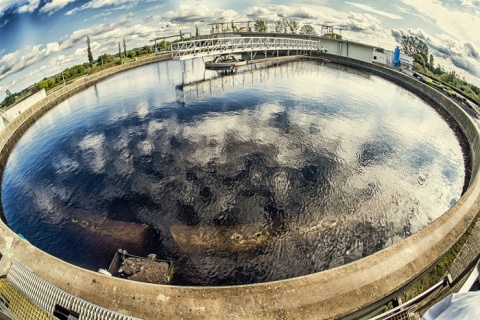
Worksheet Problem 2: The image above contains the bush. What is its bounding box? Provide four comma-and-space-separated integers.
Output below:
127, 50, 136, 59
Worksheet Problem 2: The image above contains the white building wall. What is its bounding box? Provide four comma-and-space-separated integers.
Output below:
347, 44, 374, 63
373, 52, 386, 64
385, 50, 394, 66
399, 54, 414, 69
319, 38, 373, 63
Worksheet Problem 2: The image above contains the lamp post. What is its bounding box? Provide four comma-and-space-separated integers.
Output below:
50, 56, 67, 87
160, 24, 170, 51
59, 59, 66, 86
211, 17, 224, 35
196, 20, 205, 38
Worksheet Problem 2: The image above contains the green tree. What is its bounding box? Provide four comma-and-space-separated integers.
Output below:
433, 63, 445, 75
127, 50, 136, 59
86, 36, 94, 66
123, 37, 127, 58
400, 35, 428, 66
429, 54, 434, 69
37, 79, 49, 90
413, 53, 426, 67
286, 20, 299, 34
118, 42, 122, 60
275, 20, 287, 33
440, 71, 457, 84
2, 90, 15, 106
299, 25, 317, 35
97, 53, 115, 64
275, 19, 299, 34
470, 84, 480, 95
412, 62, 423, 72
254, 20, 267, 32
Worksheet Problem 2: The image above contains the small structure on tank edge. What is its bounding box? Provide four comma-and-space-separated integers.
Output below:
205, 54, 247, 70
105, 249, 174, 285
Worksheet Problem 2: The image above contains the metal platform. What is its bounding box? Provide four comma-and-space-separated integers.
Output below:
172, 36, 322, 60
5, 261, 141, 320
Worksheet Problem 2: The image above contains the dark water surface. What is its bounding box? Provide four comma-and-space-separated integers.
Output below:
1, 59, 467, 285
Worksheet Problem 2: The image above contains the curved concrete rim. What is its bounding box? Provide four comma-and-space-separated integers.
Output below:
0, 53, 479, 320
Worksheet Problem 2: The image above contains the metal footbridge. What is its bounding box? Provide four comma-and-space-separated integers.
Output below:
171, 36, 323, 60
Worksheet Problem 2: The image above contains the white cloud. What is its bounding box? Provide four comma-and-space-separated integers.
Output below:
0, 20, 148, 89
17, 0, 41, 13
399, 0, 480, 48
0, 1, 16, 16
79, 133, 107, 173
343, 11, 383, 33
0, 0, 75, 16
245, 5, 322, 20
40, 0, 76, 14
0, 47, 40, 83
163, 4, 238, 23
346, 2, 403, 20
458, 0, 480, 8
66, 0, 140, 15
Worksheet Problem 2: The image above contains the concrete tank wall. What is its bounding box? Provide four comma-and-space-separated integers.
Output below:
0, 53, 479, 320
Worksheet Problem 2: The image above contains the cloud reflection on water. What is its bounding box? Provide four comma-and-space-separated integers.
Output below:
1, 59, 466, 285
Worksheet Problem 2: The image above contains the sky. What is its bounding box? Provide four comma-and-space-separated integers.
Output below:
0, 0, 479, 101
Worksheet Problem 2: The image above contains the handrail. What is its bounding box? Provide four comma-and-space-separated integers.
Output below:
171, 36, 321, 60
369, 275, 452, 320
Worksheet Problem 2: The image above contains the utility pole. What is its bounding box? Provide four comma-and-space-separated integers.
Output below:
50, 56, 67, 86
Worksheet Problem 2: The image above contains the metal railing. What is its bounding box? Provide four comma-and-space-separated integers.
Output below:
171, 36, 322, 60
368, 275, 452, 320
7, 261, 141, 320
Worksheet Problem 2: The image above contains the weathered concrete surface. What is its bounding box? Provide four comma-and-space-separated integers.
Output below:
0, 53, 479, 320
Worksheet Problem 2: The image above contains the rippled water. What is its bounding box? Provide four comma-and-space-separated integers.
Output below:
1, 59, 467, 285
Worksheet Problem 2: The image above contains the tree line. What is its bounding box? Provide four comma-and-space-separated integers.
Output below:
33, 41, 154, 92
253, 19, 318, 35
401, 35, 480, 104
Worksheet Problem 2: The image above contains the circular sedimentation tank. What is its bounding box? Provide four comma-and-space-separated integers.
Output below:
0, 53, 479, 319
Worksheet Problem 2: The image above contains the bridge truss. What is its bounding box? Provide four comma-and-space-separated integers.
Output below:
171, 36, 322, 60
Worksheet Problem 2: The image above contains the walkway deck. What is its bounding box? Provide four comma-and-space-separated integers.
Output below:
172, 36, 322, 60
0, 278, 53, 320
